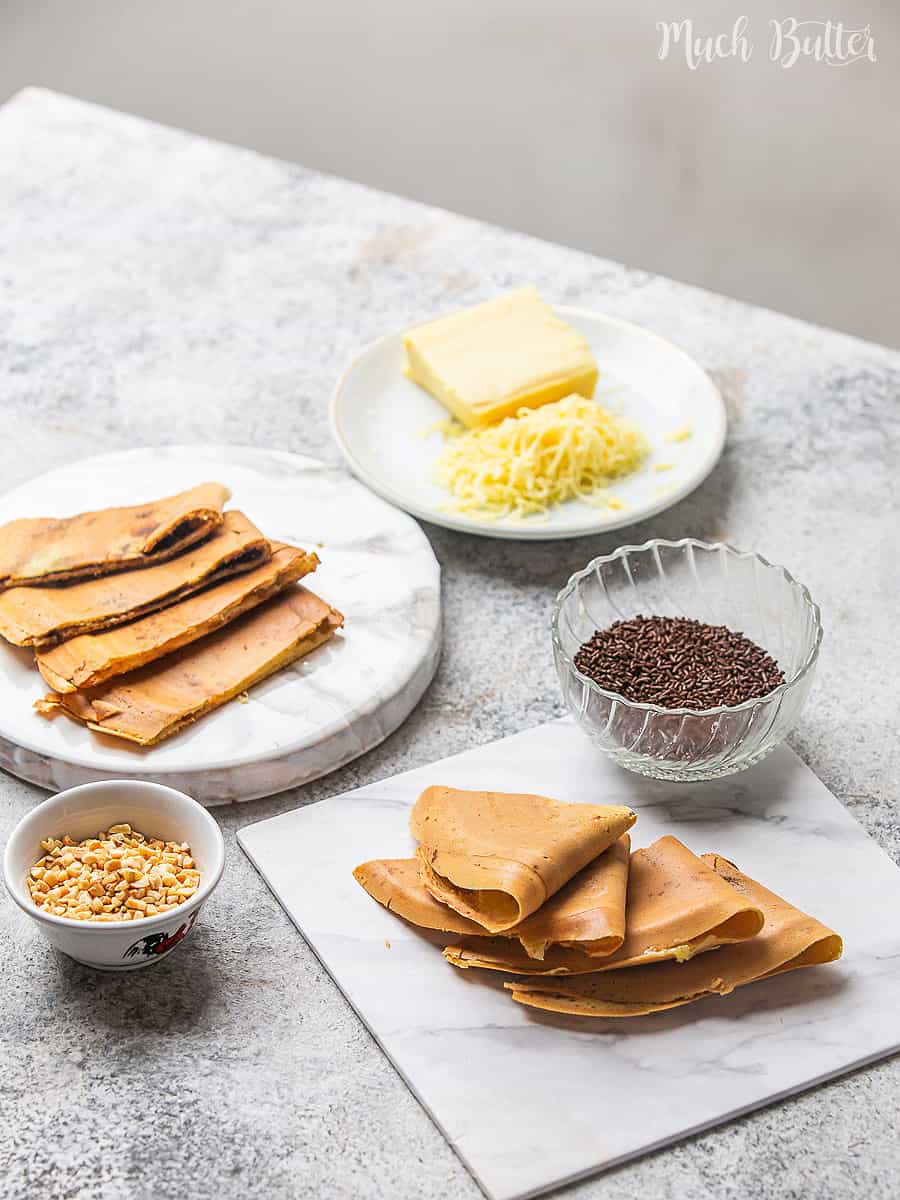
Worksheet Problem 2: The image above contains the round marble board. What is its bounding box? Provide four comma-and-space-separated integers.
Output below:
0, 446, 441, 804
332, 306, 726, 540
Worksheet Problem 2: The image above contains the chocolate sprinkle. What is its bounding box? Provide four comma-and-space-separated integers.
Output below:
573, 615, 785, 710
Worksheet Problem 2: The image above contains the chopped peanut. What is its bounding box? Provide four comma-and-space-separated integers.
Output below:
26, 826, 201, 923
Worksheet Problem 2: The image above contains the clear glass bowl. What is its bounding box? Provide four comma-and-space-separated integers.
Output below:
552, 539, 822, 781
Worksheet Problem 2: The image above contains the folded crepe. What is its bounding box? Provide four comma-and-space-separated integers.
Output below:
506, 854, 842, 1016
443, 835, 764, 974
0, 511, 270, 647
35, 542, 319, 692
410, 786, 636, 933
36, 586, 343, 746
354, 836, 631, 959
0, 482, 229, 588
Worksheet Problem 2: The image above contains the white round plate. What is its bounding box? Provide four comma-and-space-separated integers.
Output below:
0, 446, 441, 804
332, 306, 726, 540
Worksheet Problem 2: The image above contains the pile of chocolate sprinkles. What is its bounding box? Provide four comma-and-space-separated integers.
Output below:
573, 615, 785, 709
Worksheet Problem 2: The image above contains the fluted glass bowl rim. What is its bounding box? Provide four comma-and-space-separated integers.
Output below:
551, 537, 823, 719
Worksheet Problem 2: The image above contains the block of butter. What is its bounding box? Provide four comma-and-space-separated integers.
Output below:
404, 287, 598, 428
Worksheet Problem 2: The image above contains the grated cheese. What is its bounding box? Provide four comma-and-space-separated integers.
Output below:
665, 425, 693, 443
432, 394, 648, 521
418, 417, 464, 440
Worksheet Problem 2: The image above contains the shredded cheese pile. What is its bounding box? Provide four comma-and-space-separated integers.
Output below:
433, 395, 648, 521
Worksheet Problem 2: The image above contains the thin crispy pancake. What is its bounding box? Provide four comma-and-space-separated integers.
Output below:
410, 786, 636, 932
36, 587, 343, 746
36, 542, 319, 692
354, 836, 631, 959
353, 859, 487, 938
0, 482, 229, 588
506, 855, 842, 1016
0, 511, 270, 647
444, 836, 764, 974
506, 834, 630, 958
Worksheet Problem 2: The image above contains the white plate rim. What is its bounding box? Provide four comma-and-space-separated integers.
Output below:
330, 305, 727, 541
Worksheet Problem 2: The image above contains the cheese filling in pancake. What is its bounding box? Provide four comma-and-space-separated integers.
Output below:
0, 511, 270, 647
410, 786, 636, 932
443, 836, 764, 974
0, 482, 229, 588
506, 855, 842, 1016
36, 587, 344, 746
354, 836, 631, 959
36, 542, 319, 692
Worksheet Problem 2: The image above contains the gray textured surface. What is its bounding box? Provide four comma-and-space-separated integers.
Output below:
0, 88, 898, 1200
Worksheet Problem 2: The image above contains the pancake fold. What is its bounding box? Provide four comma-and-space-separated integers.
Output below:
354, 835, 631, 959
444, 835, 765, 975
410, 786, 636, 933
0, 482, 229, 588
36, 586, 343, 746
0, 511, 271, 647
506, 854, 842, 1016
36, 542, 318, 692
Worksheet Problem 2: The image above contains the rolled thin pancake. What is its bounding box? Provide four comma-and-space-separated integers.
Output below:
410, 786, 636, 932
0, 511, 270, 647
0, 482, 229, 588
36, 542, 319, 692
36, 586, 343, 746
444, 835, 764, 974
354, 836, 631, 959
506, 854, 843, 1016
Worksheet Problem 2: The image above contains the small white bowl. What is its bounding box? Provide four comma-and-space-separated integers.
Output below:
3, 779, 225, 970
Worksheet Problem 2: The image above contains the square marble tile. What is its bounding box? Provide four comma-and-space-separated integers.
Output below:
238, 719, 900, 1200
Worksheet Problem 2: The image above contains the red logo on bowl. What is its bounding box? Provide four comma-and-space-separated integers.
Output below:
123, 909, 199, 960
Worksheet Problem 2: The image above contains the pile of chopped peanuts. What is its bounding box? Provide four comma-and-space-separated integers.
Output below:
27, 823, 201, 921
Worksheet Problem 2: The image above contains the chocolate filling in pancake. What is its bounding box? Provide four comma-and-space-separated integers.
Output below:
0, 482, 230, 588
0, 511, 270, 647
36, 542, 318, 692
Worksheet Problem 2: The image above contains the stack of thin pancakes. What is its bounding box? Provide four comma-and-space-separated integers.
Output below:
354, 786, 843, 1017
0, 483, 343, 746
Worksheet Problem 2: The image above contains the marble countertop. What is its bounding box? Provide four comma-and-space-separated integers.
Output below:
1, 88, 898, 1200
